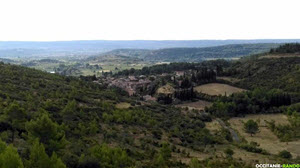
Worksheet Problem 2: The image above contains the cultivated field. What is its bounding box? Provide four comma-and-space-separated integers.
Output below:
156, 84, 175, 95
228, 114, 300, 157
259, 53, 300, 59
205, 119, 222, 134
195, 83, 246, 96
116, 102, 131, 109
176, 100, 212, 111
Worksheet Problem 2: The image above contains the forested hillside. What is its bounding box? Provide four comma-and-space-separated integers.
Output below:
222, 44, 300, 101
144, 44, 280, 62
98, 43, 280, 62
0, 62, 249, 167
232, 57, 300, 93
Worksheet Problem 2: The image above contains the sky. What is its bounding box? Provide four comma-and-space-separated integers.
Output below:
0, 0, 300, 41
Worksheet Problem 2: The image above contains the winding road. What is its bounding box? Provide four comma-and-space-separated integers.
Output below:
216, 118, 240, 143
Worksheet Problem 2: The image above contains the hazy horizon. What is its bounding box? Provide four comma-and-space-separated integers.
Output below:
1, 39, 300, 42
1, 0, 300, 41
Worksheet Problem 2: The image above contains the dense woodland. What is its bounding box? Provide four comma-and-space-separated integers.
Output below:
207, 89, 292, 117
270, 43, 300, 53
116, 60, 229, 76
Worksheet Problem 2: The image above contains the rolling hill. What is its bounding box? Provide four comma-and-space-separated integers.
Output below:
1, 40, 299, 59
222, 44, 300, 101
96, 43, 280, 62
143, 43, 280, 62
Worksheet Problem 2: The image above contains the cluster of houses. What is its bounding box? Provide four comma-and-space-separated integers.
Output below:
96, 70, 187, 102
106, 75, 152, 96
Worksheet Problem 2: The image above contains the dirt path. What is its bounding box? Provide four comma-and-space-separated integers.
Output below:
216, 118, 240, 143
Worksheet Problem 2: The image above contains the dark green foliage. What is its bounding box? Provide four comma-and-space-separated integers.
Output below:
25, 113, 68, 155
238, 143, 269, 155
270, 43, 300, 54
152, 143, 172, 168
200, 158, 252, 168
229, 56, 300, 96
207, 89, 291, 117
243, 120, 259, 136
266, 111, 300, 141
157, 94, 173, 104
1, 102, 27, 142
174, 87, 195, 101
89, 144, 133, 168
189, 158, 201, 168
116, 62, 201, 76
142, 44, 279, 62
116, 60, 226, 77
0, 140, 24, 168
224, 148, 234, 158
159, 143, 172, 160
278, 150, 292, 159
25, 140, 66, 168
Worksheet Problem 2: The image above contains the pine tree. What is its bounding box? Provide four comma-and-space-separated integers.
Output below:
61, 100, 78, 123
25, 140, 66, 168
189, 158, 201, 168
25, 112, 68, 155
0, 143, 24, 168
3, 102, 27, 142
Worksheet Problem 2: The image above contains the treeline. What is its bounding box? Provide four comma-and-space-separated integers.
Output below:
142, 43, 279, 62
174, 87, 195, 101
206, 89, 292, 117
270, 43, 300, 54
115, 60, 231, 76
191, 68, 216, 84
116, 62, 201, 76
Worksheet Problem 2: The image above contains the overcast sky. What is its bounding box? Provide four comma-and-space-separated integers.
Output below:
0, 0, 299, 41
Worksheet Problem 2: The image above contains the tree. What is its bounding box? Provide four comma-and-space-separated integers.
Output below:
189, 158, 201, 168
88, 119, 99, 136
78, 154, 100, 168
61, 100, 78, 124
25, 112, 68, 155
278, 150, 292, 159
154, 154, 167, 168
244, 120, 259, 136
25, 140, 66, 168
243, 120, 259, 136
181, 77, 192, 88
25, 140, 50, 168
90, 144, 132, 168
0, 143, 24, 168
159, 143, 172, 160
3, 102, 27, 142
224, 148, 234, 158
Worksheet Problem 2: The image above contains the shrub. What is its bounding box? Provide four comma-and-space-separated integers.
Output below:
278, 150, 292, 159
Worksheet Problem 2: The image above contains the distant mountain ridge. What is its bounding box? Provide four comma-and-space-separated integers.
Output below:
97, 43, 280, 62
1, 39, 300, 52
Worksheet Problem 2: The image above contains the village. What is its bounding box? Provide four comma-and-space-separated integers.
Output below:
94, 70, 200, 104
